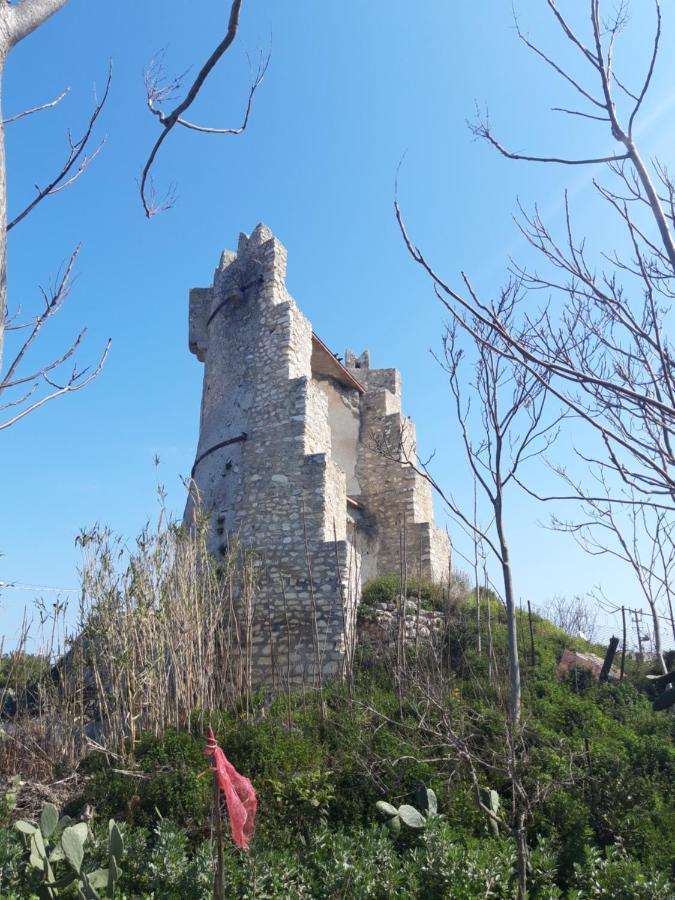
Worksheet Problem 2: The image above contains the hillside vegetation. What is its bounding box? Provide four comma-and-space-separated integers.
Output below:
0, 523, 673, 898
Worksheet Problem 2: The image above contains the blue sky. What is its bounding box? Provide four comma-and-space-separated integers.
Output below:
2, 1, 674, 649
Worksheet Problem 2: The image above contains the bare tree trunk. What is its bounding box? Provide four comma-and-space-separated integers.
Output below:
667, 592, 675, 645
474, 476, 481, 656
0, 62, 6, 371
486, 562, 493, 686
649, 601, 667, 674
497, 504, 521, 725
515, 810, 528, 900
6, 1, 69, 47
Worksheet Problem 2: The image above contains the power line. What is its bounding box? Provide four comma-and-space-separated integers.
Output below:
0, 582, 78, 594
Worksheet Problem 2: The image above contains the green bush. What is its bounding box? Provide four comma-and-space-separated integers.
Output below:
569, 844, 674, 899
360, 574, 447, 611
0, 825, 26, 897
83, 729, 211, 828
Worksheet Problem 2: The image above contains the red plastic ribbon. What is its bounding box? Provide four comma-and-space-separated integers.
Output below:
205, 726, 257, 850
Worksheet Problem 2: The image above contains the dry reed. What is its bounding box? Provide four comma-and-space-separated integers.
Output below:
0, 511, 256, 779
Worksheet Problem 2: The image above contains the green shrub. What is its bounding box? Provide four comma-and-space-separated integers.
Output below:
0, 825, 27, 897
264, 769, 335, 835
360, 574, 401, 607
360, 575, 447, 611
411, 820, 517, 899
569, 844, 674, 899
84, 729, 210, 828
535, 790, 593, 888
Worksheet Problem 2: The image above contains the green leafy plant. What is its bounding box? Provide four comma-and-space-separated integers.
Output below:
266, 768, 335, 833
14, 803, 123, 898
0, 775, 20, 827
375, 784, 438, 835
569, 844, 674, 899
360, 575, 449, 612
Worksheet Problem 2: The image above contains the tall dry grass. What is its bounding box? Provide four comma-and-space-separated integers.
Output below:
0, 509, 257, 779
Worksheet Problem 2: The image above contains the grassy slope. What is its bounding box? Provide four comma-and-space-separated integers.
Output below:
1, 600, 673, 898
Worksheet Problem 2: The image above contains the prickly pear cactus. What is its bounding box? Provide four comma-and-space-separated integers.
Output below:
479, 786, 501, 837
15, 802, 76, 895
414, 783, 438, 817
375, 784, 438, 835
15, 802, 123, 898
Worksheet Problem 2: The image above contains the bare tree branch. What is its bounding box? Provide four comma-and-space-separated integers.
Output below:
550, 474, 670, 672
140, 0, 267, 217
627, 0, 661, 136
174, 52, 269, 134
396, 2, 675, 693
7, 65, 111, 232
470, 115, 629, 166
1, 86, 69, 125
0, 339, 110, 430
0, 246, 111, 429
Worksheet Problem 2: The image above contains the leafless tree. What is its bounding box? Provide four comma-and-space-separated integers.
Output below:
372, 278, 565, 895
396, 2, 675, 678
0, 1, 110, 420
1, 0, 266, 427
375, 286, 563, 727
551, 476, 674, 671
543, 593, 598, 644
360, 640, 579, 900
397, 1, 675, 509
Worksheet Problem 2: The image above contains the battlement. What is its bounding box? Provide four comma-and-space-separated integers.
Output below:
213, 223, 288, 297
185, 225, 450, 688
189, 224, 290, 364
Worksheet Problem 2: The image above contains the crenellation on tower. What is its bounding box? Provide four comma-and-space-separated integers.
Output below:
185, 225, 451, 687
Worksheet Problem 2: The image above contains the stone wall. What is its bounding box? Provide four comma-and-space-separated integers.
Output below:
345, 352, 451, 585
185, 224, 451, 688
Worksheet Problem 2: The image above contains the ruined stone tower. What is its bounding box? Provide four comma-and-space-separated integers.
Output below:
186, 224, 450, 685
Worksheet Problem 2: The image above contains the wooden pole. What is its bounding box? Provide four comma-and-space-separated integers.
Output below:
620, 606, 627, 680
633, 608, 643, 660
212, 775, 225, 900
599, 636, 619, 682
527, 599, 535, 667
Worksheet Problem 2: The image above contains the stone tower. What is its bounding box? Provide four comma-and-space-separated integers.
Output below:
186, 224, 450, 686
